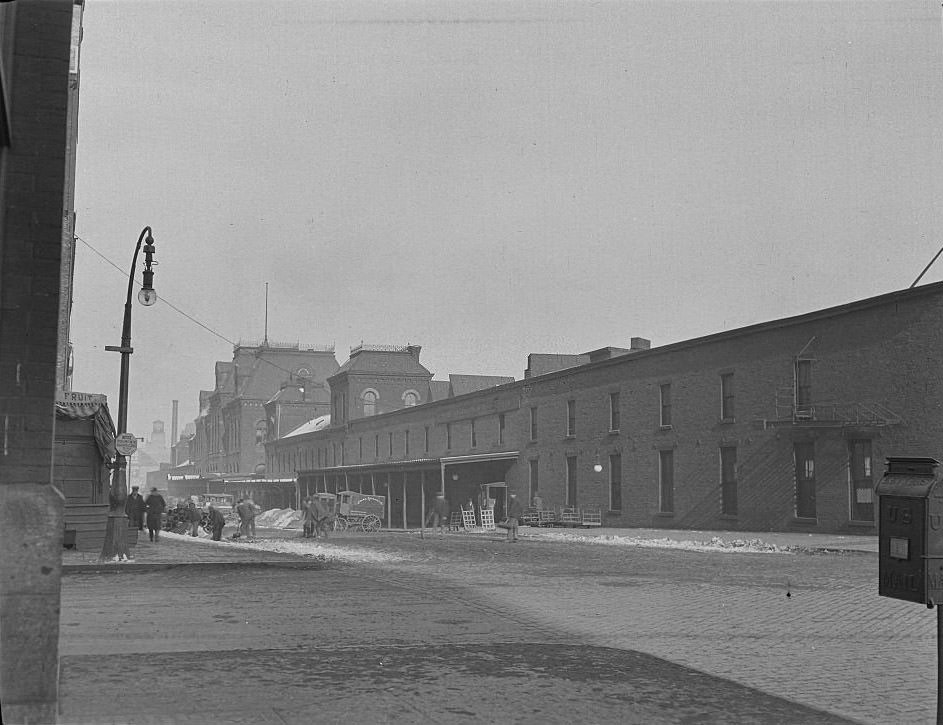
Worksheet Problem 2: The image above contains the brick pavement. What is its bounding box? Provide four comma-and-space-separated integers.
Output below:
60, 526, 927, 724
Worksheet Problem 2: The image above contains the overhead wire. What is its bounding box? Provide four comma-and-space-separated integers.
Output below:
74, 234, 322, 387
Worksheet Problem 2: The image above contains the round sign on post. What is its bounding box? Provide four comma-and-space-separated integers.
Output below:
115, 433, 138, 456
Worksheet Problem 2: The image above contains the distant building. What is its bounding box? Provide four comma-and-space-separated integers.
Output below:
190, 340, 339, 477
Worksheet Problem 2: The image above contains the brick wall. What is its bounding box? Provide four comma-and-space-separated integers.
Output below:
0, 2, 74, 722
268, 283, 943, 535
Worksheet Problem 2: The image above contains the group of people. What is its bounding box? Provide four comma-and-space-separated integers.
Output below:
124, 485, 168, 542
300, 496, 332, 539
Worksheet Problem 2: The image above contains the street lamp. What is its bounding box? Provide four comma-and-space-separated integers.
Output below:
99, 226, 157, 561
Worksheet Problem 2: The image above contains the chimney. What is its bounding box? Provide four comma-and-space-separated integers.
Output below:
406, 344, 422, 359
171, 400, 178, 467
630, 337, 651, 351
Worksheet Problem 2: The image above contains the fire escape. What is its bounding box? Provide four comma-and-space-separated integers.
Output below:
762, 337, 903, 430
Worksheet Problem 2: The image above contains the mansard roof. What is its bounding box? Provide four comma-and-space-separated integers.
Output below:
331, 344, 432, 379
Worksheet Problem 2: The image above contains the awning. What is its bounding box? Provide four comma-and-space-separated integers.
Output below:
440, 451, 519, 465
55, 392, 116, 462
301, 451, 520, 476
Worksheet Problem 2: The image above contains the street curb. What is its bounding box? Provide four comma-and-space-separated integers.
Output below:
62, 559, 330, 574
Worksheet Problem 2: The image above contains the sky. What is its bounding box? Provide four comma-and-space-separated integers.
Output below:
69, 0, 943, 443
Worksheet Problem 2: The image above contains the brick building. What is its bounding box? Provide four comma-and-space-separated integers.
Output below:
164, 341, 338, 509
188, 340, 338, 477
0, 2, 81, 721
267, 283, 943, 534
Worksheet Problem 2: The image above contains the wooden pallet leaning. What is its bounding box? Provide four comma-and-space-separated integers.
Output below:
581, 508, 602, 527
560, 508, 582, 527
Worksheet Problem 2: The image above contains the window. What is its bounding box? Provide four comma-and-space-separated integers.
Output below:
341, 441, 346, 466
660, 384, 672, 427
498, 413, 506, 445
470, 419, 477, 448
566, 456, 578, 506
794, 441, 816, 518
720, 446, 737, 516
405, 430, 410, 458
424, 426, 430, 453
529, 459, 539, 501
255, 420, 267, 445
609, 392, 620, 432
403, 390, 419, 407
566, 400, 576, 436
609, 453, 622, 511
849, 439, 874, 522
659, 450, 674, 513
331, 442, 336, 467
359, 437, 363, 461
375, 435, 379, 459
795, 359, 813, 418
446, 423, 452, 450
530, 407, 538, 441
721, 373, 735, 420
362, 389, 378, 417
388, 431, 393, 458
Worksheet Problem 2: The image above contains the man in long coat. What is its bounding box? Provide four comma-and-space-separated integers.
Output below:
144, 487, 166, 542
124, 485, 146, 530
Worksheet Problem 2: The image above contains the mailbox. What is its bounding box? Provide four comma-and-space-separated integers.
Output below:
876, 457, 943, 606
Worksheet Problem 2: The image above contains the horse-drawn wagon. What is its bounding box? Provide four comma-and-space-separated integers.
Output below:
331, 490, 385, 533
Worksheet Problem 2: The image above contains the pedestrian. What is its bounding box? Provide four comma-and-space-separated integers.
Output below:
311, 495, 330, 540
207, 503, 226, 541
426, 492, 450, 536
124, 485, 146, 530
301, 497, 316, 538
506, 492, 524, 543
186, 501, 202, 537
236, 498, 251, 539
144, 487, 166, 542
246, 497, 259, 537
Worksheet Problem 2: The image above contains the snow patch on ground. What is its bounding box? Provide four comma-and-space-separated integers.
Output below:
163, 530, 404, 564
524, 531, 797, 554
255, 508, 301, 529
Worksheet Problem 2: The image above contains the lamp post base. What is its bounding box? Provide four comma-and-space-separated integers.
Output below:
98, 511, 132, 562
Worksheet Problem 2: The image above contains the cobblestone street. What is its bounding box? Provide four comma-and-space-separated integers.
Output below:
59, 528, 934, 723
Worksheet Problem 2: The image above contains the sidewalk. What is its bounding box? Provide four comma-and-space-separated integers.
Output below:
61, 531, 314, 572
520, 526, 879, 553
61, 524, 877, 573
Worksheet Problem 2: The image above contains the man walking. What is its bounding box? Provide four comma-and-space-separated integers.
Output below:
144, 487, 166, 542
124, 485, 146, 531
506, 492, 524, 543
311, 496, 330, 540
427, 492, 450, 536
301, 497, 315, 538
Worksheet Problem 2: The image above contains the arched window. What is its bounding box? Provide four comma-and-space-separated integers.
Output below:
402, 390, 420, 407
255, 420, 267, 445
362, 388, 379, 417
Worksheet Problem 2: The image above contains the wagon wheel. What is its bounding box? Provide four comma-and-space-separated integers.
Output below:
332, 516, 348, 532
360, 514, 381, 533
